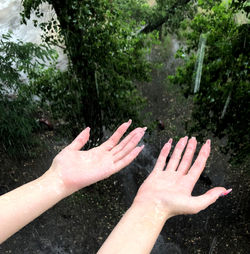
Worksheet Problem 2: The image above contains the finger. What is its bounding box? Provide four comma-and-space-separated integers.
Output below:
67, 127, 90, 151
113, 145, 144, 173
111, 127, 146, 155
100, 120, 132, 150
187, 187, 227, 214
153, 139, 172, 172
113, 130, 145, 163
166, 136, 188, 171
177, 137, 197, 175
187, 140, 211, 186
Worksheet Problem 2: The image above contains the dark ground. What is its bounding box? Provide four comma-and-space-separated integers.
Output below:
0, 36, 250, 253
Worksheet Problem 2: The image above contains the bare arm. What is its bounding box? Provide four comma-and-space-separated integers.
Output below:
0, 120, 146, 243
98, 137, 231, 254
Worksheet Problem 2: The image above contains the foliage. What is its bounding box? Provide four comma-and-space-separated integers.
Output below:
232, 0, 250, 17
114, 0, 153, 26
0, 97, 39, 158
0, 33, 57, 157
169, 1, 250, 164
140, 0, 197, 35
0, 33, 56, 91
21, 0, 152, 141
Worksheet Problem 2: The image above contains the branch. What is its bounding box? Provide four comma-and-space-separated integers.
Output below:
140, 0, 192, 33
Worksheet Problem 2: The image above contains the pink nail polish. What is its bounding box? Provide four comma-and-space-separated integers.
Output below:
219, 188, 232, 197
206, 139, 211, 145
127, 119, 132, 124
168, 138, 173, 144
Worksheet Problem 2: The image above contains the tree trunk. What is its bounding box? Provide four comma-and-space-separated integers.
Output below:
51, 0, 104, 143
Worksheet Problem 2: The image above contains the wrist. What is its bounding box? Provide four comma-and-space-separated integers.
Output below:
131, 200, 172, 224
41, 167, 70, 200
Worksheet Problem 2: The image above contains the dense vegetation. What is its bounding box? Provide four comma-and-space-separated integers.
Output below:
0, 33, 56, 157
21, 0, 197, 140
170, 0, 249, 165
21, 0, 153, 141
0, 0, 248, 165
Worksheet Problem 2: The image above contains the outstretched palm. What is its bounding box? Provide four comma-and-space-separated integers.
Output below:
135, 137, 228, 217
50, 120, 146, 195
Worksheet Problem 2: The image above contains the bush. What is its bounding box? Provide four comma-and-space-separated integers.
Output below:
0, 33, 57, 158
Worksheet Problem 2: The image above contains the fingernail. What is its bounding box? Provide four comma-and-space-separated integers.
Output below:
127, 119, 132, 124
180, 136, 188, 144
206, 139, 211, 145
191, 136, 196, 141
86, 127, 90, 132
168, 138, 173, 144
140, 145, 145, 149
143, 127, 147, 132
219, 188, 232, 197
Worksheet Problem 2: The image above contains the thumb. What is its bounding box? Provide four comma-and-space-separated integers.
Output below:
67, 127, 90, 150
189, 187, 228, 214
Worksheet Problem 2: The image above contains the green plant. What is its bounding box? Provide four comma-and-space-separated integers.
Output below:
0, 97, 40, 158
169, 1, 250, 165
0, 33, 57, 158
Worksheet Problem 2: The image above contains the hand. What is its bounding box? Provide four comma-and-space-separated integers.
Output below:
134, 137, 228, 218
47, 120, 146, 196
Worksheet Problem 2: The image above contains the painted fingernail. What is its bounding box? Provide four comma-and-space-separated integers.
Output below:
127, 119, 132, 124
166, 138, 173, 145
206, 139, 211, 145
219, 188, 232, 197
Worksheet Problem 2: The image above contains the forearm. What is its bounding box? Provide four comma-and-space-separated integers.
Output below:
98, 202, 170, 254
0, 169, 66, 243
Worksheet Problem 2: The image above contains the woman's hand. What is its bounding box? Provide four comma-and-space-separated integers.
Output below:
134, 137, 229, 218
47, 120, 146, 196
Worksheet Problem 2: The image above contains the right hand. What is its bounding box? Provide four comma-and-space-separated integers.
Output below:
134, 137, 228, 218
46, 120, 146, 196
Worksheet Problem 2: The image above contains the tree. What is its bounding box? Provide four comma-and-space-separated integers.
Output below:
169, 0, 250, 165
21, 0, 152, 141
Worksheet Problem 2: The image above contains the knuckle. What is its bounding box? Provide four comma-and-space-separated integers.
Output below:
181, 161, 188, 168
172, 151, 181, 160
187, 144, 195, 152
185, 149, 193, 157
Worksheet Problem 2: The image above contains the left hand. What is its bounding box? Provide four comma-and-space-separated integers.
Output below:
134, 137, 227, 218
47, 120, 146, 196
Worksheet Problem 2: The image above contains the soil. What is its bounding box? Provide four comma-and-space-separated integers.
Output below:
0, 36, 250, 254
